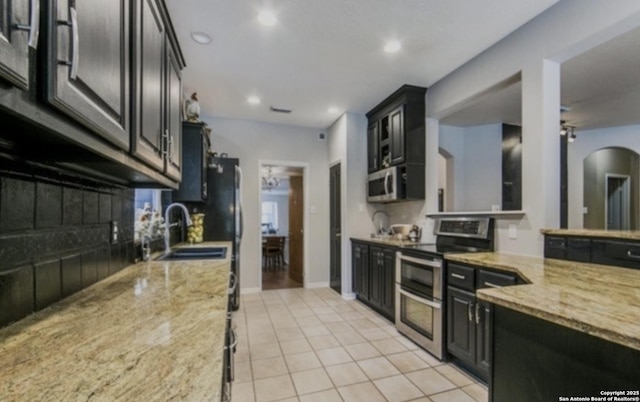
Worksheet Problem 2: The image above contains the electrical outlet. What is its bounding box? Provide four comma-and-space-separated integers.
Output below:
111, 221, 119, 244
508, 224, 517, 239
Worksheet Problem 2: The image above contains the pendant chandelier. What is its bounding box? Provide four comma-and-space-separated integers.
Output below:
262, 168, 280, 190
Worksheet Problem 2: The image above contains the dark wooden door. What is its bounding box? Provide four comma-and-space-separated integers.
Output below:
367, 122, 379, 172
132, 0, 165, 171
447, 286, 476, 365
289, 176, 304, 284
389, 105, 404, 165
164, 41, 181, 181
46, 0, 130, 150
330, 163, 341, 294
381, 248, 395, 319
0, 0, 30, 88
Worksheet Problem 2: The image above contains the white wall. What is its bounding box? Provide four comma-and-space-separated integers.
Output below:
262, 193, 289, 235
204, 115, 329, 292
439, 124, 502, 211
426, 0, 640, 256
568, 124, 640, 228
327, 112, 369, 298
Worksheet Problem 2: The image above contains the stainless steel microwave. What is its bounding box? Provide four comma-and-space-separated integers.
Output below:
367, 166, 401, 202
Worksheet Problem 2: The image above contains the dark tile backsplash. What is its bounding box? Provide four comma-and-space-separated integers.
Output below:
0, 173, 135, 329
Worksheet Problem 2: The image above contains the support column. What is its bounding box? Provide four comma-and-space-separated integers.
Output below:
520, 59, 561, 254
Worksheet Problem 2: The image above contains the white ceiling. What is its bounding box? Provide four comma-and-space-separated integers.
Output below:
165, 0, 560, 129
441, 25, 640, 130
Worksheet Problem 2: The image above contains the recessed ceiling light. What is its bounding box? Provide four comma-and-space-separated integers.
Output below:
328, 107, 339, 114
191, 31, 211, 45
248, 96, 261, 105
257, 11, 277, 26
384, 40, 401, 53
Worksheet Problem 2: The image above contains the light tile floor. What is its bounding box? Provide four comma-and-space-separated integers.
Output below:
232, 288, 488, 402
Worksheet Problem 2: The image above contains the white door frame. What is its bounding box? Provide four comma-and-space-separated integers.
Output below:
604, 173, 631, 230
258, 159, 309, 289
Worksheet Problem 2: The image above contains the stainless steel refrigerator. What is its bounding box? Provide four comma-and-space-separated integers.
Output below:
204, 156, 243, 311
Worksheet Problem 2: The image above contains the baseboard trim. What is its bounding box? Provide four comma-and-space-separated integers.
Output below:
241, 287, 261, 294
305, 281, 329, 289
342, 292, 356, 300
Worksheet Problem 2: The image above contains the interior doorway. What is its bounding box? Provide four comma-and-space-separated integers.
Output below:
260, 163, 304, 290
605, 174, 631, 230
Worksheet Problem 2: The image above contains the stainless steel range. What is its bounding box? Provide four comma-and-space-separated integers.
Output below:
395, 217, 494, 360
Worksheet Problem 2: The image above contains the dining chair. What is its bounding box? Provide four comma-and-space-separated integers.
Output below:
263, 236, 283, 271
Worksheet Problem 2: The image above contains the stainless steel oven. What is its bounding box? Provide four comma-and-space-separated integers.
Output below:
395, 251, 444, 359
394, 217, 495, 361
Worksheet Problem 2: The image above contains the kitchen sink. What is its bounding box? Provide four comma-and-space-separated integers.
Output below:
154, 246, 227, 261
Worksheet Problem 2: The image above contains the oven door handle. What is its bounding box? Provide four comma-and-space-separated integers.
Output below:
399, 254, 442, 267
397, 287, 441, 310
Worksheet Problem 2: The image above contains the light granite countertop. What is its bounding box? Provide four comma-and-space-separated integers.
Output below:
541, 228, 640, 240
351, 236, 432, 248
0, 241, 232, 402
445, 252, 640, 351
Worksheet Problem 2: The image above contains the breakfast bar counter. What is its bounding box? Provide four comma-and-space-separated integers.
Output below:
445, 252, 640, 351
445, 252, 640, 400
0, 242, 232, 402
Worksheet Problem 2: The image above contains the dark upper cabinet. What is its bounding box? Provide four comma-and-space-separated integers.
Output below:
367, 85, 425, 172
0, 0, 184, 189
164, 41, 182, 181
367, 122, 379, 172
132, 0, 184, 180
132, 0, 165, 172
173, 122, 209, 202
45, 0, 130, 150
388, 105, 404, 165
366, 85, 426, 202
0, 0, 34, 89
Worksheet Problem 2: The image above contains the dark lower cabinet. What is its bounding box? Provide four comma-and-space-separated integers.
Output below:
446, 263, 519, 382
475, 300, 492, 376
491, 305, 640, 402
0, 266, 34, 325
352, 242, 369, 300
544, 234, 640, 268
351, 241, 395, 321
447, 286, 492, 381
447, 287, 476, 364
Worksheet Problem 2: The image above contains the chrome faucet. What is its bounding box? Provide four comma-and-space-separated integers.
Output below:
372, 210, 390, 234
164, 203, 193, 254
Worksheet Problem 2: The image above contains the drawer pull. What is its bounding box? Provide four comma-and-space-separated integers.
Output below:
627, 250, 640, 260
483, 281, 502, 288
451, 273, 466, 280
